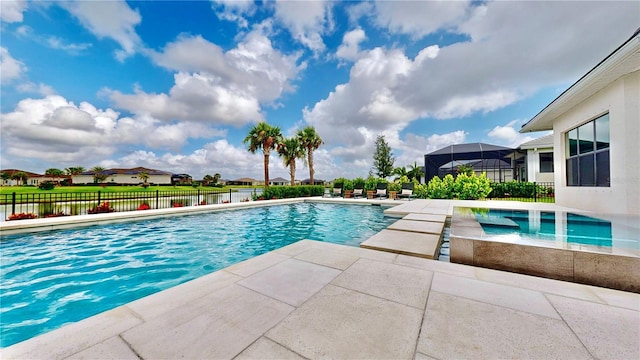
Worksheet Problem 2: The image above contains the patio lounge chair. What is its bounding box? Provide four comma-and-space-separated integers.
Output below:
397, 182, 414, 200
373, 183, 388, 199
331, 185, 343, 197
353, 186, 365, 198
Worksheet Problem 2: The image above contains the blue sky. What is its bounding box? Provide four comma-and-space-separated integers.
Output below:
1, 0, 638, 180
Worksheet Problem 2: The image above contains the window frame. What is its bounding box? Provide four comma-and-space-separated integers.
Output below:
565, 113, 610, 187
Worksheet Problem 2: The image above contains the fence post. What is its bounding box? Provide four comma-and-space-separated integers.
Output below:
229, 188, 232, 203
11, 192, 16, 215
156, 190, 159, 209
197, 189, 200, 205
97, 191, 101, 205
534, 182, 537, 202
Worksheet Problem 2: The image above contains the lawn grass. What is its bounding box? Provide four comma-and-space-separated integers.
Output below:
0, 185, 258, 195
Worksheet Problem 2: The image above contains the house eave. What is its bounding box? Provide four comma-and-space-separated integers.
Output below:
521, 29, 640, 133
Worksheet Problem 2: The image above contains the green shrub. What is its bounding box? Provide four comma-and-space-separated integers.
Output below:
364, 176, 379, 191
38, 181, 55, 190
426, 174, 455, 199
353, 177, 366, 189
252, 185, 324, 200
453, 172, 492, 200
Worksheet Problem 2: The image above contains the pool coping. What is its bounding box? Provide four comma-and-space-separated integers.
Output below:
0, 197, 404, 236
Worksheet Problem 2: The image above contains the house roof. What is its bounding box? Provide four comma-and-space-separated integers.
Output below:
518, 134, 554, 150
80, 167, 172, 176
0, 169, 44, 177
521, 28, 640, 133
270, 177, 289, 182
426, 143, 513, 156
231, 177, 257, 182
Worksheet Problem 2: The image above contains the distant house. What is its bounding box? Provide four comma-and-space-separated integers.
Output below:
0, 169, 68, 186
72, 167, 172, 185
509, 134, 555, 183
270, 177, 289, 186
226, 177, 259, 186
520, 28, 639, 214
171, 174, 192, 185
300, 178, 325, 185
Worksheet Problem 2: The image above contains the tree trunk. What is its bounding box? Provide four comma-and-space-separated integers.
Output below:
264, 153, 270, 188
290, 163, 296, 186
308, 149, 314, 185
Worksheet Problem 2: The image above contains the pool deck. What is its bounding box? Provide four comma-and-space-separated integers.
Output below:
2, 199, 639, 359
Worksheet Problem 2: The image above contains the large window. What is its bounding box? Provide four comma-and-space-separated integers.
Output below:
565, 113, 610, 187
539, 152, 554, 173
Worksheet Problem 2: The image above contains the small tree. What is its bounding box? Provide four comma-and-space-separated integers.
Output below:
297, 126, 323, 185
45, 168, 65, 185
407, 162, 422, 183
372, 135, 394, 178
12, 171, 28, 186
65, 166, 85, 176
91, 166, 108, 183
392, 166, 408, 181
138, 172, 150, 187
202, 175, 213, 186
243, 122, 283, 188
1, 172, 11, 185
213, 173, 221, 185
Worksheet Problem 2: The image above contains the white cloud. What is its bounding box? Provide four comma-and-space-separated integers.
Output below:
274, 0, 332, 53
210, 0, 255, 28
46, 36, 92, 54
336, 28, 366, 61
487, 120, 538, 148
59, 0, 142, 61
373, 0, 471, 39
0, 0, 28, 23
113, 29, 301, 126
0, 95, 226, 165
16, 82, 56, 96
0, 47, 26, 83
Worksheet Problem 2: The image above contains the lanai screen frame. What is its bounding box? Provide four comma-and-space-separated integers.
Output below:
424, 143, 515, 182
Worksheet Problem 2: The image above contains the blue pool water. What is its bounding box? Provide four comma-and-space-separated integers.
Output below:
472, 208, 639, 249
0, 202, 394, 347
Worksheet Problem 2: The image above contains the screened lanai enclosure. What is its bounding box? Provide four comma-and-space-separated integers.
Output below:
424, 143, 515, 182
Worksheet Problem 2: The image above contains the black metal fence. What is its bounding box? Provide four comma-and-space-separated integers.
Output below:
488, 182, 555, 202
1, 189, 257, 221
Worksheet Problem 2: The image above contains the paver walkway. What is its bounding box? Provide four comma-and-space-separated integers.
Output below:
4, 240, 638, 359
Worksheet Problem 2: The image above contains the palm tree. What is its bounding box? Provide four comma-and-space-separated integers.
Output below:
1, 172, 11, 185
297, 126, 323, 185
393, 166, 408, 181
65, 166, 85, 176
243, 122, 282, 188
212, 173, 221, 185
12, 171, 28, 186
91, 166, 107, 183
45, 168, 65, 185
202, 174, 213, 186
277, 137, 306, 186
407, 162, 422, 183
138, 172, 150, 187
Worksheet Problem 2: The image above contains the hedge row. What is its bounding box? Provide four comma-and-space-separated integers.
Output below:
253, 185, 325, 200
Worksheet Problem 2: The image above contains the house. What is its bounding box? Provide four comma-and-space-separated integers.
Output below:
269, 177, 289, 186
0, 169, 68, 186
508, 134, 555, 183
72, 167, 172, 185
520, 28, 639, 215
300, 178, 325, 185
171, 174, 192, 185
226, 178, 259, 186
424, 143, 515, 183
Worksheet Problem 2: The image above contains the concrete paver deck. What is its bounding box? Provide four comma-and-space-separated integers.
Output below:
387, 219, 445, 234
360, 229, 442, 258
4, 239, 638, 360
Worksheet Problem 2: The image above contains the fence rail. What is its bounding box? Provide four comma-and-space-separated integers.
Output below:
1, 189, 256, 221
488, 182, 555, 202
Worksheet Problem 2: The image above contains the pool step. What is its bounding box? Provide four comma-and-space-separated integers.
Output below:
360, 215, 446, 259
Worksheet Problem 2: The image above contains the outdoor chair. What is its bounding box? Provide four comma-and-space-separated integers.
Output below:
373, 183, 388, 199
353, 187, 365, 198
331, 185, 343, 197
397, 182, 415, 200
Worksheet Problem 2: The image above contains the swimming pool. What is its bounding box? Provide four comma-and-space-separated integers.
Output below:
470, 208, 639, 250
0, 202, 394, 347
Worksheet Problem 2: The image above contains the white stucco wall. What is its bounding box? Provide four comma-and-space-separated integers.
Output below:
526, 148, 555, 183
552, 70, 640, 215
72, 174, 172, 185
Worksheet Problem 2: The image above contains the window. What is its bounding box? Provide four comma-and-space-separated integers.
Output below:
539, 152, 554, 173
565, 113, 610, 187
